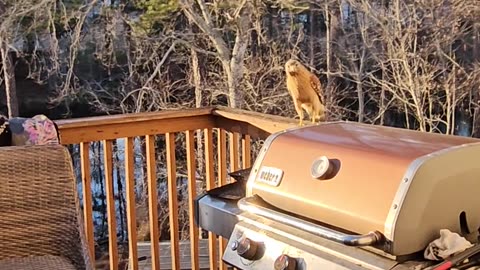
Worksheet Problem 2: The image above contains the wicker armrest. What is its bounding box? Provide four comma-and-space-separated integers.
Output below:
0, 145, 94, 270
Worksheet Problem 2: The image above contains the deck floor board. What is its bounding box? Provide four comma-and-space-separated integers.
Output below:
110, 239, 235, 270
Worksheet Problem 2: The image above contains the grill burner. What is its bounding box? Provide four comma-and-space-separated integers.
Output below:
195, 122, 480, 270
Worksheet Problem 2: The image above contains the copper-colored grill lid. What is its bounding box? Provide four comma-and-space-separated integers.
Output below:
246, 122, 480, 256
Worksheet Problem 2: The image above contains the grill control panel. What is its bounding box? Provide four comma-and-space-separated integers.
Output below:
222, 221, 355, 270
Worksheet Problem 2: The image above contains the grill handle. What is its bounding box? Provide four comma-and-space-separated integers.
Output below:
238, 195, 384, 247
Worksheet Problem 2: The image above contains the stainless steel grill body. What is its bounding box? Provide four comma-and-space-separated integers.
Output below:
195, 122, 480, 269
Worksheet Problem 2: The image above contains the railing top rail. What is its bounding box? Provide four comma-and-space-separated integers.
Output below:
54, 106, 297, 144
55, 107, 215, 129
213, 106, 297, 134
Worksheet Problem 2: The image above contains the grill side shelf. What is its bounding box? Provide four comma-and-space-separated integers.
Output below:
194, 190, 244, 239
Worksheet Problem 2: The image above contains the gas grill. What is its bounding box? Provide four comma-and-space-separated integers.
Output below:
194, 122, 480, 270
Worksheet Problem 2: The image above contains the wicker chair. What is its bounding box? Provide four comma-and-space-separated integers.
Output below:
0, 144, 94, 270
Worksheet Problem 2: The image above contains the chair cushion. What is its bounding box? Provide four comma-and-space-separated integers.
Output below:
8, 115, 59, 146
0, 255, 76, 270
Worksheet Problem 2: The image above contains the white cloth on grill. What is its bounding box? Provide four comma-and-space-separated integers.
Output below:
424, 229, 474, 261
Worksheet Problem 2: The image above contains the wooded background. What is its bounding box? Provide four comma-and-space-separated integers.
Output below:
1, 0, 480, 262
3, 0, 480, 134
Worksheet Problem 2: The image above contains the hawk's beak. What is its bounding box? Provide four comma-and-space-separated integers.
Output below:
287, 64, 297, 74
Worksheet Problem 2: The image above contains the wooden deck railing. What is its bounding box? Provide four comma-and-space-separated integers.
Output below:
55, 106, 296, 270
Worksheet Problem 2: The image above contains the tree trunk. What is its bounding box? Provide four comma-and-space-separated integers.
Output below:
1, 39, 18, 118
380, 71, 386, 125
325, 3, 331, 86
309, 7, 315, 67
472, 107, 480, 138
180, 0, 251, 109
356, 75, 364, 123
191, 48, 205, 179
224, 22, 249, 109
191, 49, 202, 108
474, 23, 478, 61
224, 62, 244, 109
324, 2, 331, 120
404, 103, 410, 130
471, 24, 479, 137
356, 49, 366, 123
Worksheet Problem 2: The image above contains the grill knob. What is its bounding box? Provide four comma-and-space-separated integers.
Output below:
231, 238, 259, 260
274, 254, 297, 270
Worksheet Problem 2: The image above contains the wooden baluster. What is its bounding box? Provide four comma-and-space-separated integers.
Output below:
80, 142, 95, 265
217, 129, 228, 270
242, 135, 252, 168
229, 133, 240, 270
125, 137, 139, 270
186, 130, 200, 270
146, 135, 160, 270
103, 139, 118, 270
204, 128, 218, 269
229, 132, 240, 174
166, 133, 180, 269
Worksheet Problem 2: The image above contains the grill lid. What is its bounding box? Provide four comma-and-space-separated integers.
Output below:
245, 122, 480, 256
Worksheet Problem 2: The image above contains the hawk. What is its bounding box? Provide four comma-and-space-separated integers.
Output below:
285, 59, 326, 126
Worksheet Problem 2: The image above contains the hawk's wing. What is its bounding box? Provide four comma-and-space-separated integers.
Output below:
310, 73, 324, 104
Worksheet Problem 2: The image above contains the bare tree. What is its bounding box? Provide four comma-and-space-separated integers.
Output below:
0, 38, 18, 117
338, 0, 480, 133
179, 0, 253, 108
0, 0, 55, 117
